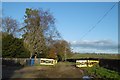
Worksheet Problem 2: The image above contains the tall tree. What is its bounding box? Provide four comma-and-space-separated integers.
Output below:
23, 8, 45, 58
47, 47, 57, 59
22, 8, 61, 58
53, 40, 71, 61
0, 18, 2, 32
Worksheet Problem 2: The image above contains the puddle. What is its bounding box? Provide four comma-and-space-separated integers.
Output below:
82, 76, 92, 80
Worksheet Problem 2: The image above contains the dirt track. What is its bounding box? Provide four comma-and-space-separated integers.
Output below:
3, 62, 85, 78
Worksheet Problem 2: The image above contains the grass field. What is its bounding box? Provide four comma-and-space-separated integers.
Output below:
68, 53, 120, 59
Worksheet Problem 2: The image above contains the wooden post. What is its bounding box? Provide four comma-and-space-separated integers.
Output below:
34, 52, 37, 64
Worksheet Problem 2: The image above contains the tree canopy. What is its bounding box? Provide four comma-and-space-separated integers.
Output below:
22, 8, 62, 58
2, 8, 72, 61
2, 32, 30, 58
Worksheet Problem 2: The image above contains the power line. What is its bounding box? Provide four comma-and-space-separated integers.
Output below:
80, 2, 117, 40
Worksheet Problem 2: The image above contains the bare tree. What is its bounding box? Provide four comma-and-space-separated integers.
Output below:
2, 17, 19, 37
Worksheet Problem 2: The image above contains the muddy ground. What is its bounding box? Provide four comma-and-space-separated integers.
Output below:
2, 62, 86, 78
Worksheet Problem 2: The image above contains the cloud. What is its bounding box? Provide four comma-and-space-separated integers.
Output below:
70, 40, 118, 53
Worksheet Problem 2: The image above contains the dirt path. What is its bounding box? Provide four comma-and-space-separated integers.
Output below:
3, 62, 85, 78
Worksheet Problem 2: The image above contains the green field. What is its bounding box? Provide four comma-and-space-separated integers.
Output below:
82, 64, 120, 79
68, 53, 120, 59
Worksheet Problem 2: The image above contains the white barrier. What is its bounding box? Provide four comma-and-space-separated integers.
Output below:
40, 58, 57, 66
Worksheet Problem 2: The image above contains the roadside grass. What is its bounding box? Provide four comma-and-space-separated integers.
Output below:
81, 64, 120, 79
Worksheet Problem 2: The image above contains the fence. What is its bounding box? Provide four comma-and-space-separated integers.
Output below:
2, 58, 39, 66
2, 58, 57, 66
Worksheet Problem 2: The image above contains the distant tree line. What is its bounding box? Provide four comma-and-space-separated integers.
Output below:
2, 8, 72, 61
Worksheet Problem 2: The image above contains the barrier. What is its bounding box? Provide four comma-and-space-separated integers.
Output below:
40, 58, 57, 66
76, 60, 99, 68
